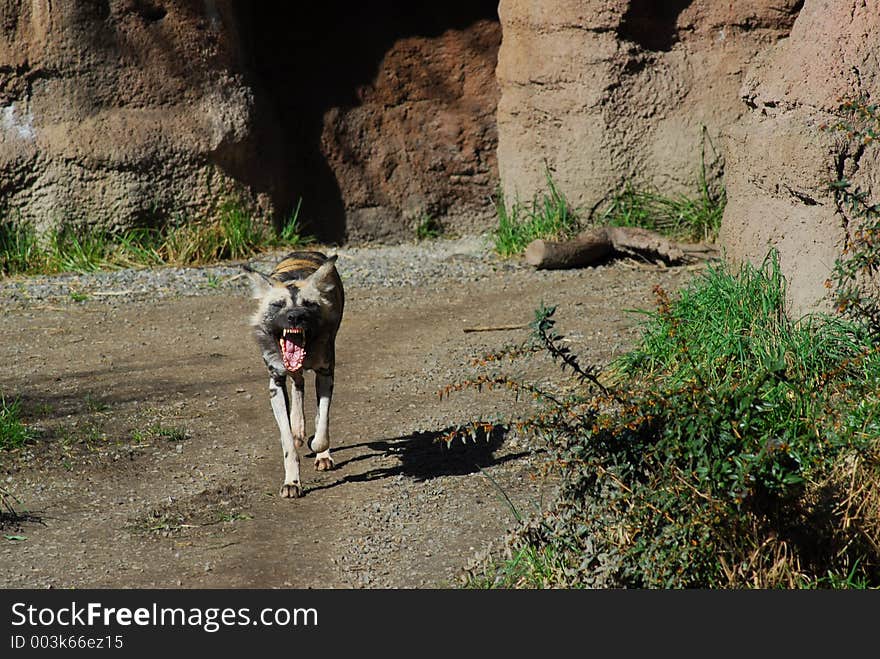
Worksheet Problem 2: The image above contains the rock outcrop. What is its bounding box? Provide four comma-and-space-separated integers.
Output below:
495, 0, 801, 214
0, 1, 501, 243
4, 0, 876, 285
719, 0, 880, 314
0, 0, 284, 233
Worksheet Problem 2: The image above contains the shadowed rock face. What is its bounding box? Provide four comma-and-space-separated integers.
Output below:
495, 0, 801, 216
0, 1, 500, 243
720, 0, 880, 315
236, 2, 500, 244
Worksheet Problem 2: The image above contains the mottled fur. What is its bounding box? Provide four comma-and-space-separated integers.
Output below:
244, 251, 344, 498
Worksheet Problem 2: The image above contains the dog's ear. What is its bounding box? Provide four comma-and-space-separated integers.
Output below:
308, 255, 338, 294
242, 264, 274, 298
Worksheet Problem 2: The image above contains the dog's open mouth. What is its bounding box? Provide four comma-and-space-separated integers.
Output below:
279, 327, 306, 373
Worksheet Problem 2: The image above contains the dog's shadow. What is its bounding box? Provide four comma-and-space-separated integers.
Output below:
309, 425, 529, 492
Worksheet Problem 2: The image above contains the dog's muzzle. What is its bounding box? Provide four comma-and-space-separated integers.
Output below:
279, 327, 306, 373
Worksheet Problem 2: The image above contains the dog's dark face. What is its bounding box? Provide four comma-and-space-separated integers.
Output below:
259, 284, 324, 371
246, 256, 343, 375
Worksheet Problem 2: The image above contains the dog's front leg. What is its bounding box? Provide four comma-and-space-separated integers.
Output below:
310, 370, 334, 471
289, 370, 306, 448
268, 375, 303, 498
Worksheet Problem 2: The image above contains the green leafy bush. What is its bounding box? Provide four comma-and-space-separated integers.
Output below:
462, 255, 880, 588
824, 99, 880, 337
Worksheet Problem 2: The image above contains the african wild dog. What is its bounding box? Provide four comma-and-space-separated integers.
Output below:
244, 251, 344, 498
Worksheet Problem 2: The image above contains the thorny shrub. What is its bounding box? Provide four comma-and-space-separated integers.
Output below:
456, 255, 880, 588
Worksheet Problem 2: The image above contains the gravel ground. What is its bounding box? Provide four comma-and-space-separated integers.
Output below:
0, 235, 516, 306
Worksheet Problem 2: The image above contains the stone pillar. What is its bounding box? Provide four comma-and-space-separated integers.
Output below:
496, 0, 799, 214
719, 0, 880, 314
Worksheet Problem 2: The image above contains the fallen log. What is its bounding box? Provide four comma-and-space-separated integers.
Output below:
524, 226, 717, 270
523, 228, 614, 270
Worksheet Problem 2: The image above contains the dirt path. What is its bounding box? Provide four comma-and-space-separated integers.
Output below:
0, 253, 692, 588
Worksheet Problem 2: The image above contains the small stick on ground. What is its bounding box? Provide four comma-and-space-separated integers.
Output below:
462, 324, 527, 333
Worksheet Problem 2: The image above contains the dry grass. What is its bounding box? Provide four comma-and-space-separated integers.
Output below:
1, 198, 310, 276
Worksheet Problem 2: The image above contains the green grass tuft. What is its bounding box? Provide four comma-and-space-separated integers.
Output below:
0, 218, 40, 276
278, 199, 309, 246
596, 176, 725, 243
466, 545, 581, 589
492, 168, 579, 257
45, 226, 113, 273
492, 155, 725, 259
0, 396, 34, 451
149, 424, 189, 442
414, 213, 443, 241
0, 197, 313, 277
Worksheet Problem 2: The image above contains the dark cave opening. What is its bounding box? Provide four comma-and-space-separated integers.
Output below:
235, 2, 500, 244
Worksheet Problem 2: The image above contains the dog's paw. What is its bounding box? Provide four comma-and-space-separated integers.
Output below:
314, 457, 334, 471
279, 482, 303, 498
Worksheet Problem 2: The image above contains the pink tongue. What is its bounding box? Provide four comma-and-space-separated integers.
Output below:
282, 338, 306, 373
